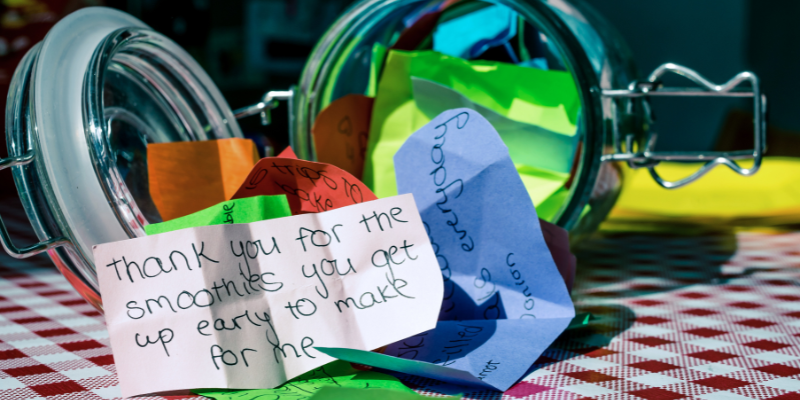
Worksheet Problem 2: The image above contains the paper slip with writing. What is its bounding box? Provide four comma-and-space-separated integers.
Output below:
94, 194, 443, 398
319, 108, 575, 391
231, 156, 377, 215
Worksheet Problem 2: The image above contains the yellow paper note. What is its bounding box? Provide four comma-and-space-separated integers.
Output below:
608, 157, 800, 225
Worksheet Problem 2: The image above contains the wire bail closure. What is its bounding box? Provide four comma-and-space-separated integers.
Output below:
0, 152, 70, 258
600, 63, 766, 189
233, 89, 295, 125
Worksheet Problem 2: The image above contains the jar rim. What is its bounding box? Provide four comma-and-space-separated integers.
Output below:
296, 0, 607, 231
83, 26, 243, 239
7, 7, 241, 308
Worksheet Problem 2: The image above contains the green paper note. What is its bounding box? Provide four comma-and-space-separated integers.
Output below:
308, 387, 461, 400
367, 43, 389, 97
414, 78, 579, 173
193, 361, 416, 400
567, 312, 593, 330
363, 49, 580, 198
144, 195, 292, 235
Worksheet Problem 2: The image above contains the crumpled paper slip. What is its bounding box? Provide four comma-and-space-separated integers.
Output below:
319, 108, 575, 391
193, 360, 415, 400
144, 195, 292, 236
433, 3, 518, 60
412, 77, 578, 174
539, 219, 576, 292
94, 194, 443, 397
148, 138, 259, 221
312, 95, 375, 179
230, 155, 378, 215
362, 49, 579, 198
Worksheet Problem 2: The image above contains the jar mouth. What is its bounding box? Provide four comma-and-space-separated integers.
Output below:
297, 0, 606, 231
83, 27, 243, 238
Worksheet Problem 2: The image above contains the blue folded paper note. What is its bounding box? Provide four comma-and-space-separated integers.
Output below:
318, 108, 575, 391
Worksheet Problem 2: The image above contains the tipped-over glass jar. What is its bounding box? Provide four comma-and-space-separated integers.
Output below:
0, 1, 765, 310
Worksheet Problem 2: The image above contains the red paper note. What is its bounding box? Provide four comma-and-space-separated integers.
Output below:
539, 219, 576, 292
312, 95, 374, 179
231, 157, 378, 214
277, 146, 298, 159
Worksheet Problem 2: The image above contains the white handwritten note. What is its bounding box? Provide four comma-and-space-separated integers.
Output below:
94, 194, 443, 398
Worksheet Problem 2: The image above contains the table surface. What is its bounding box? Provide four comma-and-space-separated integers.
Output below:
1, 197, 800, 399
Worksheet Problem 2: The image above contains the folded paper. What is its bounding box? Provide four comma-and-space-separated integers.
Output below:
321, 109, 575, 391
231, 156, 378, 215
307, 387, 461, 400
412, 77, 578, 174
94, 194, 443, 397
412, 77, 575, 216
539, 219, 576, 292
148, 138, 260, 221
145, 195, 292, 236
312, 95, 375, 179
363, 49, 580, 198
277, 146, 299, 159
193, 360, 414, 400
433, 3, 517, 60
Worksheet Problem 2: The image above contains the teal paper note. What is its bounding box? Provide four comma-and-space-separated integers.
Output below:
433, 4, 517, 59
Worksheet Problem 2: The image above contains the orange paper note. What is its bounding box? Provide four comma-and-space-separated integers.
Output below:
312, 94, 374, 179
148, 138, 259, 221
231, 157, 378, 214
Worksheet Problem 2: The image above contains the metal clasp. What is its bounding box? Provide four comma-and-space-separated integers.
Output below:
233, 89, 295, 125
0, 152, 70, 258
601, 63, 766, 189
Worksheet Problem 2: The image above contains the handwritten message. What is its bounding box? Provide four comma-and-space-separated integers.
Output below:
231, 157, 378, 215
319, 108, 575, 391
94, 195, 442, 398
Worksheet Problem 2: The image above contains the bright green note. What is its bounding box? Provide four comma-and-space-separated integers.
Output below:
144, 195, 292, 235
363, 49, 580, 199
307, 387, 461, 400
193, 361, 416, 400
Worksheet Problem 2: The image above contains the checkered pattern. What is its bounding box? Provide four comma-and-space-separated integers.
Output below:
406, 231, 800, 399
0, 197, 200, 400
1, 192, 800, 399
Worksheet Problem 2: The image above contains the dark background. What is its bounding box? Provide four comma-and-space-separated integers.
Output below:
104, 0, 799, 153
0, 0, 796, 157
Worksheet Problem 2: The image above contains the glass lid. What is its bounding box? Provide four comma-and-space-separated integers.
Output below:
84, 24, 244, 237
23, 7, 241, 287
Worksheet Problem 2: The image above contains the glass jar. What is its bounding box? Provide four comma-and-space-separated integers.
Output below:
0, 1, 764, 310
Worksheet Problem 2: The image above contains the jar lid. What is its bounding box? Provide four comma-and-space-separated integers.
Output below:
11, 7, 241, 300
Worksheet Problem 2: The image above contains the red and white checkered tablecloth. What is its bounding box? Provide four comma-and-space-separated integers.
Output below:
1, 195, 799, 399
